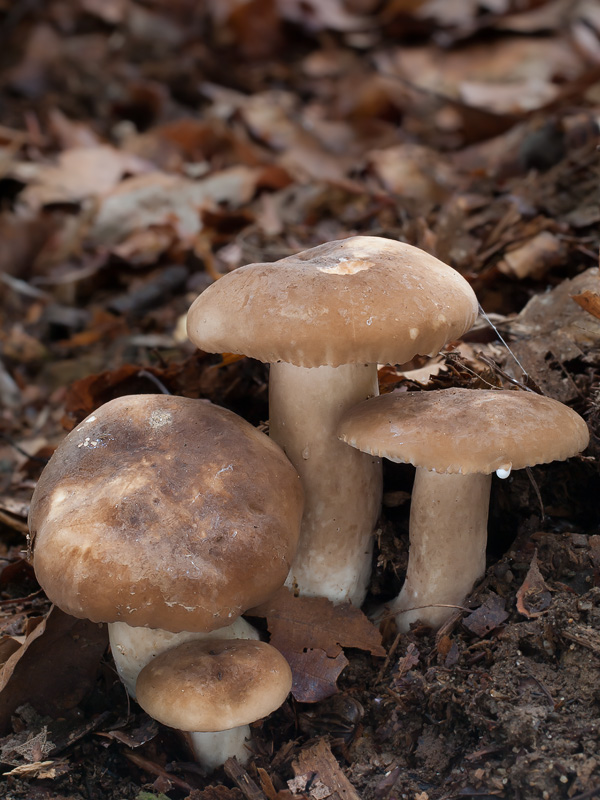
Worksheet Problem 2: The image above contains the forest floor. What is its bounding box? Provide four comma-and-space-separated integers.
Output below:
0, 1, 599, 799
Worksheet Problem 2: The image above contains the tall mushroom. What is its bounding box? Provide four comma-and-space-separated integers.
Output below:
29, 394, 303, 697
136, 638, 292, 770
338, 388, 589, 631
187, 236, 478, 605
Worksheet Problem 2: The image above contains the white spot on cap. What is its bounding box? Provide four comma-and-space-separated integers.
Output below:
149, 410, 173, 429
409, 328, 419, 339
496, 463, 512, 479
317, 258, 370, 275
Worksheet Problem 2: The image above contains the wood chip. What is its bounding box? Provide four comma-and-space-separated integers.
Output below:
562, 624, 600, 656
223, 757, 269, 800
291, 739, 361, 800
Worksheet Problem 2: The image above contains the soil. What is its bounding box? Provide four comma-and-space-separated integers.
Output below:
0, 2, 599, 799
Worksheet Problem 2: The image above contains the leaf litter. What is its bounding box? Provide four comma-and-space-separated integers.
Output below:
0, 1, 599, 798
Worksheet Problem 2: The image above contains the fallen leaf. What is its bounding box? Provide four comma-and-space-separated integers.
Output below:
463, 594, 508, 637
97, 717, 159, 749
276, 0, 370, 32
3, 760, 55, 778
497, 231, 565, 279
284, 648, 348, 702
516, 550, 552, 618
250, 588, 385, 702
571, 290, 600, 321
15, 146, 150, 209
388, 36, 584, 114
395, 642, 420, 680
0, 607, 108, 734
367, 143, 453, 203
90, 167, 262, 247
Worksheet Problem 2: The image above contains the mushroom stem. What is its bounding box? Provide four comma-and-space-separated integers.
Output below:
109, 617, 260, 698
269, 361, 381, 605
386, 470, 491, 632
184, 727, 252, 770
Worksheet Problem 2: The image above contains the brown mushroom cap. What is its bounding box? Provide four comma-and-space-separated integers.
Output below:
338, 388, 589, 474
187, 236, 478, 368
30, 395, 303, 632
136, 638, 292, 732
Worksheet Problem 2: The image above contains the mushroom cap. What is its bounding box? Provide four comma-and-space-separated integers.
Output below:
135, 638, 292, 732
30, 395, 303, 632
338, 388, 589, 474
187, 236, 478, 368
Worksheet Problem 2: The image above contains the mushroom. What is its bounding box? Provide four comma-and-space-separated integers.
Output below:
29, 394, 303, 696
187, 236, 478, 605
338, 388, 589, 631
135, 638, 292, 771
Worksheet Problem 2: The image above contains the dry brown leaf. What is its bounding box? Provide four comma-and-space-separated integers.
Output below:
388, 36, 584, 114
90, 166, 262, 246
57, 310, 126, 349
276, 0, 370, 31
239, 92, 361, 189
283, 648, 349, 702
571, 290, 600, 320
3, 760, 56, 778
463, 594, 508, 637
394, 642, 420, 681
15, 146, 150, 209
516, 550, 552, 618
251, 588, 385, 702
80, 0, 127, 24
367, 144, 453, 203
506, 267, 600, 400
0, 607, 107, 734
498, 231, 565, 279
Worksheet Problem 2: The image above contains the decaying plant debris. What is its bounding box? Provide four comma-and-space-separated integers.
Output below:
0, 1, 599, 798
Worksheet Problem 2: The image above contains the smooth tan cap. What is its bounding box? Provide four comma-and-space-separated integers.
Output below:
187, 236, 478, 368
30, 395, 303, 632
136, 638, 292, 732
338, 388, 589, 474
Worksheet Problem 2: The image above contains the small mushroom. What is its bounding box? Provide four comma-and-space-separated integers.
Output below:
187, 236, 478, 605
29, 394, 303, 695
135, 638, 292, 771
338, 388, 589, 631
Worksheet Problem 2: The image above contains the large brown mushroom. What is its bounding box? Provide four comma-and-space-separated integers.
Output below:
338, 388, 589, 631
187, 236, 478, 605
29, 394, 303, 694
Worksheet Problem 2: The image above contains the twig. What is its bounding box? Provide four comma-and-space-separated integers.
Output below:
124, 751, 193, 792
475, 354, 538, 394
569, 787, 600, 800
136, 370, 171, 395
0, 433, 50, 464
0, 509, 29, 534
525, 466, 546, 522
376, 631, 402, 682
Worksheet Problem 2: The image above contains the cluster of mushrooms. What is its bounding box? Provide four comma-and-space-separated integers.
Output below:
28, 236, 589, 771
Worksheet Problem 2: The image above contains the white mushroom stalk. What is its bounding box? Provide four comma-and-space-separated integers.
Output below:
382, 470, 491, 632
109, 617, 259, 698
338, 388, 590, 633
186, 236, 479, 607
269, 361, 381, 605
184, 728, 252, 771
